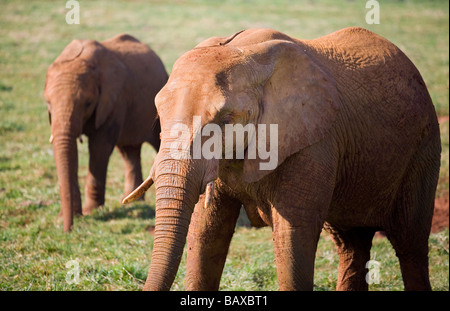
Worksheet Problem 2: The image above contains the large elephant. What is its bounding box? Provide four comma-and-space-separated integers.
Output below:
45, 34, 168, 232
124, 28, 441, 291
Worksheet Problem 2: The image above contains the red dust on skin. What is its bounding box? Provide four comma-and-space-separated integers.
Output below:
376, 115, 448, 237
148, 116, 450, 238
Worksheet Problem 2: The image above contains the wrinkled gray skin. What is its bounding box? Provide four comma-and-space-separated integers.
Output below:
45, 34, 168, 232
126, 28, 441, 291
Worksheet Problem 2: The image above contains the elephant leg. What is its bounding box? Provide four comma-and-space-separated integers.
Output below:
386, 232, 431, 291
118, 144, 143, 200
384, 155, 435, 291
270, 146, 337, 290
83, 134, 115, 215
186, 189, 241, 290
384, 197, 433, 290
271, 206, 324, 291
328, 226, 375, 291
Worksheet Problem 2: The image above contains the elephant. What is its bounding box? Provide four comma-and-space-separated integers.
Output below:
44, 34, 168, 232
123, 27, 441, 291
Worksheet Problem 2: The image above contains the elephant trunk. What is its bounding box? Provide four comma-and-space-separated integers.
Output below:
52, 134, 82, 232
143, 148, 203, 290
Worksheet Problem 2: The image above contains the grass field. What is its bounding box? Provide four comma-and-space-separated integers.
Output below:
0, 0, 448, 291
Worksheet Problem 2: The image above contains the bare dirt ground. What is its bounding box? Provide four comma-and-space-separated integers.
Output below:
432, 196, 449, 233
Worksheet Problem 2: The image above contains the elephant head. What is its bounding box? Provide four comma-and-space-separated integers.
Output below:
45, 39, 128, 232
124, 29, 340, 290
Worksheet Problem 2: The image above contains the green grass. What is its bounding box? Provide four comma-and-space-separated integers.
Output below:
0, 0, 448, 291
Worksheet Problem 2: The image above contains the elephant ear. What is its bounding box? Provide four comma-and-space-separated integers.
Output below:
242, 40, 341, 183
54, 40, 84, 63
195, 30, 245, 48
95, 48, 128, 129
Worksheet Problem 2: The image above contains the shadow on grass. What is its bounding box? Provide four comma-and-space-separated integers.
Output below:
92, 202, 254, 228
93, 203, 155, 222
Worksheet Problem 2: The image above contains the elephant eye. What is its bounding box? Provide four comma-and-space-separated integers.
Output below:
85, 102, 93, 109
220, 113, 234, 126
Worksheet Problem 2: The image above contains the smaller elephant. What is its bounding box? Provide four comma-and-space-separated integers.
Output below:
45, 34, 168, 232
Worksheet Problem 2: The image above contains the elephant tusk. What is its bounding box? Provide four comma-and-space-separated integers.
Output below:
49, 134, 54, 144
204, 181, 214, 209
122, 175, 154, 204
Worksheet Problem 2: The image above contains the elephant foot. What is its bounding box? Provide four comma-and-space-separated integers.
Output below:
82, 198, 103, 215
82, 206, 101, 215
56, 208, 83, 229
57, 207, 83, 219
